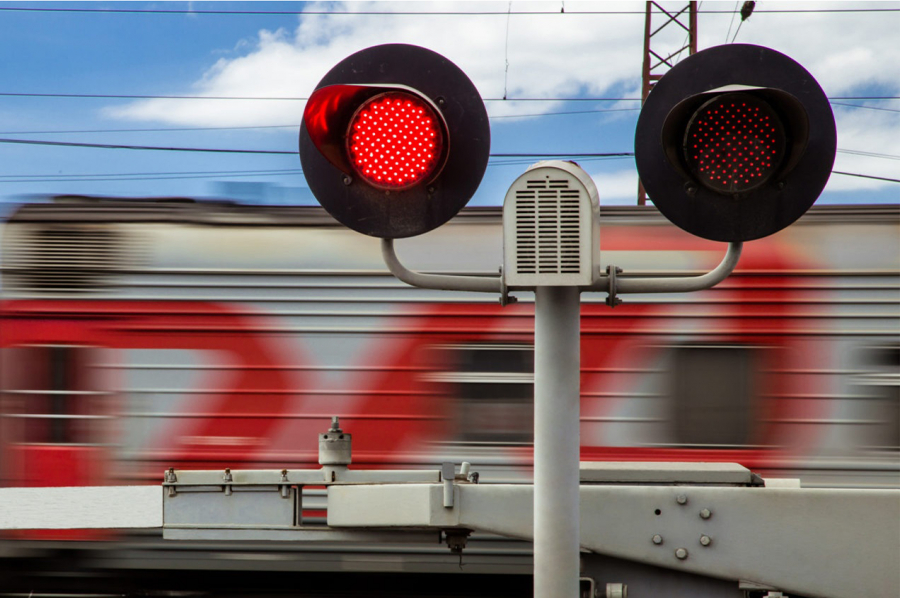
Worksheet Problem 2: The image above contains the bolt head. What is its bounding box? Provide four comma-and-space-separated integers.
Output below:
675, 547, 689, 560
676, 494, 688, 505
652, 534, 663, 545
700, 508, 712, 519
700, 535, 712, 547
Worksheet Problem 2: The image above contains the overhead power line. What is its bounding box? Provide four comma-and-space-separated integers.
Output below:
838, 149, 900, 161
1, 91, 898, 102
0, 103, 891, 137
0, 137, 635, 160
0, 136, 894, 185
0, 137, 296, 155
2, 135, 893, 162
6, 169, 896, 186
0, 169, 305, 183
830, 102, 900, 114
0, 91, 642, 102
725, 1, 741, 43
0, 6, 897, 15
0, 124, 301, 135
0, 107, 643, 136
831, 171, 900, 184
5, 166, 896, 185
0, 168, 302, 180
4, 135, 898, 163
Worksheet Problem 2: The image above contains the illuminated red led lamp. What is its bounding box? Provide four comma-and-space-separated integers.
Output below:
346, 91, 447, 190
683, 93, 787, 194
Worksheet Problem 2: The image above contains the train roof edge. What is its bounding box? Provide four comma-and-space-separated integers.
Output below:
2, 194, 898, 226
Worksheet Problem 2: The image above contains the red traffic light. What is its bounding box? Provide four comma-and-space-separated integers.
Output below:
636, 44, 836, 242
684, 92, 786, 194
299, 44, 490, 239
345, 91, 446, 190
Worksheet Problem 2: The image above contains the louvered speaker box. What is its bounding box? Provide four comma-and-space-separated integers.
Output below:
502, 161, 600, 288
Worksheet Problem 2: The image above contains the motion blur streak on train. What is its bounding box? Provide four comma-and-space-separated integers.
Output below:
0, 197, 897, 569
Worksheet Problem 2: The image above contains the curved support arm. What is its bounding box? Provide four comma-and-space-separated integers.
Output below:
381, 239, 502, 293
590, 241, 743, 298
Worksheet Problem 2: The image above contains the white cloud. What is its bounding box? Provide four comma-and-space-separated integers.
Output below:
104, 1, 900, 195
103, 1, 647, 126
589, 168, 640, 205
827, 105, 900, 192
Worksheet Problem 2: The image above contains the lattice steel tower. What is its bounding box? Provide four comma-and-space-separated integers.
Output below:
638, 1, 698, 205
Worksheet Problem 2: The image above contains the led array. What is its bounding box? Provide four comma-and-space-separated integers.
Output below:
685, 94, 785, 193
347, 92, 444, 190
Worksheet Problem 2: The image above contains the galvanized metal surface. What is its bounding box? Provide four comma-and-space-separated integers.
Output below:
592, 241, 743, 297
381, 237, 502, 293
533, 286, 582, 598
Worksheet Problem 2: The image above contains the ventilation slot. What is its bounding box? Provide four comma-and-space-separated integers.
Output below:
4, 226, 127, 293
514, 179, 581, 275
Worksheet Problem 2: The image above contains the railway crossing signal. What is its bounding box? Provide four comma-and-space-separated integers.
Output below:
295, 42, 841, 598
635, 44, 837, 242
299, 44, 491, 239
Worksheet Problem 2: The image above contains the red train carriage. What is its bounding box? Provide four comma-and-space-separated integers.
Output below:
0, 197, 897, 566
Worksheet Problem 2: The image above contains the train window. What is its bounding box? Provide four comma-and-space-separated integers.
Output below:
669, 345, 757, 447
436, 344, 534, 443
0, 345, 105, 445
856, 346, 899, 451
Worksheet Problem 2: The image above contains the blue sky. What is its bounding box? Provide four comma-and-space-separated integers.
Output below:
0, 1, 897, 210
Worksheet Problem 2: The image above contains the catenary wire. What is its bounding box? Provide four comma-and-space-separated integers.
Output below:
725, 1, 741, 43
2, 137, 897, 168
5, 169, 896, 185
830, 171, 900, 184
0, 6, 897, 15
0, 137, 297, 154
838, 149, 900, 161
0, 168, 303, 180
830, 102, 900, 113
0, 92, 643, 101
0, 108, 642, 136
1, 92, 898, 101
0, 102, 892, 137
4, 101, 896, 137
0, 137, 637, 159
2, 146, 894, 166
0, 157, 636, 183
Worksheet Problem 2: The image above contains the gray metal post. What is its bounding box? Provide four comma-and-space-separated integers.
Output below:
534, 286, 581, 598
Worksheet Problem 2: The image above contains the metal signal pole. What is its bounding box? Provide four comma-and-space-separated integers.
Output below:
533, 286, 581, 598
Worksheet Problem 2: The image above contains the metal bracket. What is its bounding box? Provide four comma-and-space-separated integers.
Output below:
605, 265, 623, 307
382, 238, 502, 293
442, 462, 456, 508
499, 266, 518, 306
590, 241, 743, 296
443, 528, 471, 568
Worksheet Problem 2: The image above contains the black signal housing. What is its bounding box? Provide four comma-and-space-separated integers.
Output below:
635, 44, 836, 242
299, 44, 491, 239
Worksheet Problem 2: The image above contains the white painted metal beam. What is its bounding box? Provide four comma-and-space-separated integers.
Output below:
0, 486, 162, 529
328, 483, 900, 598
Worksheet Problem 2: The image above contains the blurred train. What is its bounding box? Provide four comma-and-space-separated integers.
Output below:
0, 195, 897, 582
